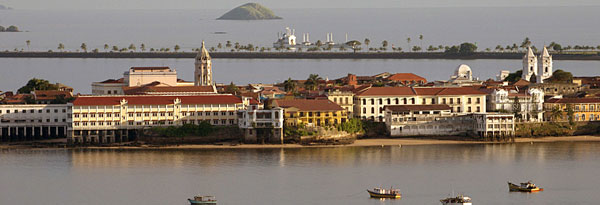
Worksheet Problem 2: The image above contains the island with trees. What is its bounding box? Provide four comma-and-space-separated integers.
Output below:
217, 3, 282, 20
0, 25, 20, 32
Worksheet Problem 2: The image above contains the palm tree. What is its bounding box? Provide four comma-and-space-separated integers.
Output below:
226, 41, 232, 48
419, 34, 423, 49
304, 74, 323, 91
58, 43, 65, 52
406, 37, 411, 52
217, 43, 222, 51
104, 44, 109, 52
140, 43, 146, 52
26, 40, 30, 51
80, 43, 87, 52
550, 106, 563, 122
129, 44, 136, 51
364, 38, 370, 51
382, 40, 388, 50
283, 77, 297, 92
174, 45, 180, 52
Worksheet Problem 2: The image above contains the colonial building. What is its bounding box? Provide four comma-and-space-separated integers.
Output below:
323, 88, 354, 115
543, 98, 600, 122
272, 99, 348, 127
195, 41, 213, 86
0, 104, 72, 142
354, 87, 487, 121
384, 105, 473, 137
488, 88, 544, 122
91, 67, 197, 95
237, 105, 284, 144
522, 47, 553, 83
69, 95, 247, 144
472, 113, 515, 138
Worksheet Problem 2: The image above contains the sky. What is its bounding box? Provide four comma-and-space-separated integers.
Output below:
2, 0, 600, 10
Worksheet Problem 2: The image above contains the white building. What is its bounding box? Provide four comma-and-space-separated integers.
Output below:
70, 95, 247, 144
450, 64, 473, 82
522, 46, 553, 83
473, 113, 515, 138
0, 104, 72, 141
237, 105, 284, 144
497, 70, 510, 81
354, 87, 487, 122
91, 67, 195, 95
195, 41, 213, 86
488, 88, 544, 122
384, 105, 474, 137
273, 27, 297, 48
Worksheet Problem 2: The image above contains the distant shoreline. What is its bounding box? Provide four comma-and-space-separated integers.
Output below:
2, 136, 599, 150
1, 51, 600, 60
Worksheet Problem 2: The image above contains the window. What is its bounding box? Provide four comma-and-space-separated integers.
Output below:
362, 99, 366, 105
371, 99, 374, 104
229, 119, 235, 124
90, 114, 95, 117
206, 112, 210, 116
371, 107, 375, 114
213, 120, 219, 124
468, 107, 472, 112
62, 109, 66, 113
197, 112, 203, 116
476, 98, 481, 104
476, 107, 481, 112
153, 113, 158, 117
213, 112, 218, 116
168, 112, 173, 116
468, 98, 472, 104
129, 113, 134, 117
22, 110, 26, 113
46, 110, 50, 113
442, 98, 447, 104
221, 119, 226, 124
30, 110, 34, 113
221, 111, 226, 116
457, 98, 461, 104
75, 114, 80, 117
136, 113, 142, 117
450, 98, 454, 104
129, 122, 134, 125
54, 109, 58, 113
160, 113, 166, 117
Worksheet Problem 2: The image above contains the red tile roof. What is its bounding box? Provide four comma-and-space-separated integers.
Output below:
386, 73, 427, 83
34, 90, 73, 100
384, 104, 451, 112
356, 87, 486, 96
545, 98, 600, 104
273, 99, 344, 111
122, 85, 216, 95
73, 95, 242, 106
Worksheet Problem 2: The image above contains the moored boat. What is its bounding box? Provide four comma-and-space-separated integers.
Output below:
367, 187, 401, 199
508, 181, 544, 192
440, 194, 472, 205
188, 195, 217, 205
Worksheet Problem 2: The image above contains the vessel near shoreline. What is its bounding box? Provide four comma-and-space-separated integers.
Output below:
1, 51, 600, 60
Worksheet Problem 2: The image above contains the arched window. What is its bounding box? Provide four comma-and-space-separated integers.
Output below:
582, 114, 586, 121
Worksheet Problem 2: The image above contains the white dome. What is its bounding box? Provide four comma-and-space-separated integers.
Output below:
454, 64, 472, 80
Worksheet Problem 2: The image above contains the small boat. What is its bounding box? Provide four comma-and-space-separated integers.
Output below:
367, 187, 401, 198
188, 195, 217, 205
440, 194, 472, 205
508, 181, 544, 192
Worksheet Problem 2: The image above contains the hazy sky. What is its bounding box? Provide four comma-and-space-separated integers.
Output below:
2, 0, 600, 10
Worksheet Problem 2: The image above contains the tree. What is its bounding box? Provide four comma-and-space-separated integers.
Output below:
104, 44, 109, 51
458, 42, 477, 55
412, 46, 422, 52
6, 25, 19, 32
520, 37, 532, 49
26, 40, 31, 50
419, 34, 424, 48
566, 104, 575, 126
58, 43, 65, 52
406, 37, 411, 51
129, 44, 136, 51
80, 43, 87, 52
546, 69, 573, 84
226, 41, 232, 48
504, 70, 522, 83
381, 40, 388, 50
139, 43, 145, 51
225, 82, 239, 95
315, 40, 323, 47
550, 106, 563, 122
217, 43, 222, 50
283, 77, 297, 92
346, 40, 361, 53
304, 74, 323, 91
17, 78, 59, 94
112, 46, 119, 52
364, 38, 370, 51
174, 45, 180, 52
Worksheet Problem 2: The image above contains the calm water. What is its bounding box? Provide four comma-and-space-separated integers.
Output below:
0, 7, 599, 51
0, 58, 599, 94
1, 142, 600, 204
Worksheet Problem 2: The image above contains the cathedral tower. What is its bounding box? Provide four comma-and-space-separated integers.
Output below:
522, 47, 538, 82
195, 41, 212, 86
537, 46, 553, 83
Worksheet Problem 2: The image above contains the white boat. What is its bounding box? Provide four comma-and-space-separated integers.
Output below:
440, 194, 472, 205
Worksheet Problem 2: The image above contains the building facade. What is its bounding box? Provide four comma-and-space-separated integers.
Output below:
544, 98, 600, 122
70, 95, 246, 144
237, 106, 284, 144
472, 113, 515, 138
522, 47, 553, 83
91, 67, 195, 95
354, 87, 487, 122
384, 105, 474, 137
0, 104, 72, 142
324, 89, 354, 115
488, 88, 544, 122
272, 99, 348, 127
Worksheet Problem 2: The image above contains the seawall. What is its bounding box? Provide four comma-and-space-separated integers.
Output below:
1, 51, 600, 60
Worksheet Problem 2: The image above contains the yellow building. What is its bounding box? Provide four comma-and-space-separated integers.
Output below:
544, 98, 600, 121
272, 99, 348, 126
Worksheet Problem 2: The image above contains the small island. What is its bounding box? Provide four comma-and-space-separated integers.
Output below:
0, 25, 20, 32
217, 3, 282, 20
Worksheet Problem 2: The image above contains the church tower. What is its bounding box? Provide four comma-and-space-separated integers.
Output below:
537, 46, 553, 83
522, 47, 538, 82
195, 41, 212, 86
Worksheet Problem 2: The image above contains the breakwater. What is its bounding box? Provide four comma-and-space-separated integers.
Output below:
1, 51, 600, 60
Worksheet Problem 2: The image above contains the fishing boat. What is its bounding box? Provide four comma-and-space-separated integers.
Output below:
440, 194, 472, 205
188, 195, 217, 205
508, 181, 544, 192
367, 187, 401, 198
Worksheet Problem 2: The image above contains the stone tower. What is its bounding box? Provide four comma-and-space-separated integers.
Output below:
537, 46, 553, 83
195, 41, 212, 86
522, 47, 538, 82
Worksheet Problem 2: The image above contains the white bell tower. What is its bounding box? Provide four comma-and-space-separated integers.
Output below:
194, 41, 212, 86
522, 47, 538, 82
537, 46, 553, 83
